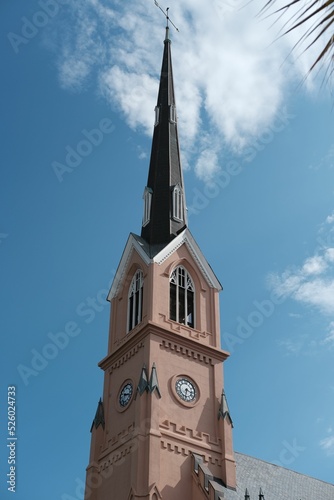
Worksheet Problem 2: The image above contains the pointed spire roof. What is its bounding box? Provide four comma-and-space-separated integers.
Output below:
218, 389, 233, 426
141, 28, 187, 246
149, 362, 161, 397
90, 398, 105, 431
136, 364, 149, 396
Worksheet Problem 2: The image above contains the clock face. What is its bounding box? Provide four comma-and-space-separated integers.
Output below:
175, 378, 196, 402
119, 382, 133, 407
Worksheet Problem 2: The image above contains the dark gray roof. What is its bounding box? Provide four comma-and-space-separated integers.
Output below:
222, 452, 334, 499
131, 232, 166, 259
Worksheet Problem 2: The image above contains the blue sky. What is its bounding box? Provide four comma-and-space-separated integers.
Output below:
1, 0, 334, 498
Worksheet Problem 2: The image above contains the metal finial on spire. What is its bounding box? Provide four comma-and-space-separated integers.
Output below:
154, 1, 179, 32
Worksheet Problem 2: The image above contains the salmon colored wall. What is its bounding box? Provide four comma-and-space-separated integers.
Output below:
85, 243, 236, 500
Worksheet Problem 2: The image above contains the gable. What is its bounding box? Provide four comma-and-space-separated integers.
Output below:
153, 229, 222, 291
108, 229, 222, 301
107, 234, 151, 301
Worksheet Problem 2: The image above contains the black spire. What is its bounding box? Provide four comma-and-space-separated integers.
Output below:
141, 27, 187, 246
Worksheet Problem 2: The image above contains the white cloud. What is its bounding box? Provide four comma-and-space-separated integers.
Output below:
269, 269, 334, 315
294, 279, 334, 314
278, 337, 305, 355
320, 435, 334, 456
268, 211, 334, 316
321, 322, 334, 346
278, 333, 320, 356
302, 255, 328, 275
46, 0, 328, 181
326, 213, 334, 224
325, 248, 334, 262
99, 66, 158, 134
195, 148, 220, 183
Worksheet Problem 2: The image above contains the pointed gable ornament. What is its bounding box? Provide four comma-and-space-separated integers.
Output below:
218, 389, 233, 427
90, 397, 105, 431
149, 362, 162, 398
259, 487, 265, 499
136, 365, 149, 397
244, 488, 250, 500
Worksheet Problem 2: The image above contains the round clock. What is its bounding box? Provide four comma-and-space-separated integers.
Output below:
119, 382, 133, 407
175, 378, 196, 402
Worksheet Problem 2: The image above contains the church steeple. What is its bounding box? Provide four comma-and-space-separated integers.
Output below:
85, 22, 237, 500
141, 27, 187, 246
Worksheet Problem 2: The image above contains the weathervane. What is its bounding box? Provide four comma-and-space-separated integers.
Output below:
154, 1, 179, 32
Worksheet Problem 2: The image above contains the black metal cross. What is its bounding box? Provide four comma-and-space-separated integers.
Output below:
154, 1, 179, 32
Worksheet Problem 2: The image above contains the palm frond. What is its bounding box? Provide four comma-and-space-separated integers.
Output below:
265, 0, 334, 74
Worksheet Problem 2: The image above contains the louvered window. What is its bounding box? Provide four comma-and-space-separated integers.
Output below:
128, 270, 144, 332
170, 266, 194, 328
142, 187, 152, 227
172, 185, 183, 221
154, 106, 160, 126
170, 105, 177, 123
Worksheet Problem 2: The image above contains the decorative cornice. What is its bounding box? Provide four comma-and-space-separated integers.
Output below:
106, 423, 135, 452
147, 321, 228, 362
160, 420, 221, 450
99, 444, 134, 471
99, 341, 145, 373
160, 339, 214, 365
99, 321, 229, 372
161, 440, 221, 468
159, 313, 212, 342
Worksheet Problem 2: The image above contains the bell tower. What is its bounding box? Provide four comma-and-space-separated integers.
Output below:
85, 27, 236, 500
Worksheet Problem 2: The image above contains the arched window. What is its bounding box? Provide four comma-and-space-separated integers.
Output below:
172, 184, 183, 221
170, 104, 177, 123
169, 266, 195, 328
128, 270, 144, 332
142, 187, 152, 227
154, 106, 160, 126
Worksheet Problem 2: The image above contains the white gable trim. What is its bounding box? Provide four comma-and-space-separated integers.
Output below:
108, 230, 222, 301
107, 234, 151, 301
153, 229, 222, 290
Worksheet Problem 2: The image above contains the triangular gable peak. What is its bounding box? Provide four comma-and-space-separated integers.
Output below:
107, 233, 151, 301
108, 229, 221, 301
153, 228, 222, 291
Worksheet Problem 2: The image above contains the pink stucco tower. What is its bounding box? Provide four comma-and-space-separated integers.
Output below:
85, 26, 236, 500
